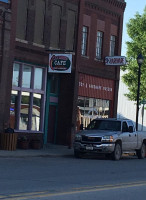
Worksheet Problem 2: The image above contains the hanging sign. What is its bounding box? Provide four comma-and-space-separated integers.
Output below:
105, 56, 126, 66
48, 54, 72, 73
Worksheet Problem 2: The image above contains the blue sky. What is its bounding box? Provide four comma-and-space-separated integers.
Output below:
122, 0, 146, 56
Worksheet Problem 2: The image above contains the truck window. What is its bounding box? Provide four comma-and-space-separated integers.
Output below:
87, 120, 121, 131
122, 122, 129, 132
127, 121, 135, 131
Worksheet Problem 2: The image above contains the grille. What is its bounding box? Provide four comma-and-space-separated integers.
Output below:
82, 135, 102, 143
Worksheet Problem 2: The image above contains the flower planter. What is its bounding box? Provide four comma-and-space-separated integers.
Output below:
0, 132, 18, 151
18, 140, 29, 149
31, 140, 41, 149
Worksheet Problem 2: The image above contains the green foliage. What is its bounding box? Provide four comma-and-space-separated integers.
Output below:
122, 6, 146, 102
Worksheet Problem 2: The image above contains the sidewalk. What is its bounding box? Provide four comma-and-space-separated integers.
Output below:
0, 144, 74, 158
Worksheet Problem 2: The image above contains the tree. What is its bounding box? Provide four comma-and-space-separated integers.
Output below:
121, 7, 146, 102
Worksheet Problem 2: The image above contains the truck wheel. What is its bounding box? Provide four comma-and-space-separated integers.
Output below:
136, 143, 145, 159
112, 143, 122, 161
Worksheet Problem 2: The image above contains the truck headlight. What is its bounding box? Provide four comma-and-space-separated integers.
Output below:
75, 134, 82, 142
102, 136, 113, 142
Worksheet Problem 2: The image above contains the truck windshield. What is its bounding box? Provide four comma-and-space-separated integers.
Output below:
87, 120, 121, 131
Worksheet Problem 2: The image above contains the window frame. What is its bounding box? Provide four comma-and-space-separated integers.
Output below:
11, 62, 47, 133
81, 26, 88, 56
109, 35, 116, 56
96, 31, 103, 60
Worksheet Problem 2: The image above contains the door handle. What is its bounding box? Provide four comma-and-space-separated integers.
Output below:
129, 134, 131, 137
135, 134, 137, 137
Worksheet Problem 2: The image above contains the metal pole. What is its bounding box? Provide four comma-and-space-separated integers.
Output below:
141, 104, 144, 131
136, 63, 141, 131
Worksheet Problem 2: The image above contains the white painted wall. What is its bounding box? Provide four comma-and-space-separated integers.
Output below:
117, 71, 146, 131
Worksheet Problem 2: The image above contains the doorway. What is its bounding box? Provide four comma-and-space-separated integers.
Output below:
47, 105, 57, 143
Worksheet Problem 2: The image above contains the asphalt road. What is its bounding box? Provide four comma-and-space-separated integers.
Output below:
0, 154, 146, 200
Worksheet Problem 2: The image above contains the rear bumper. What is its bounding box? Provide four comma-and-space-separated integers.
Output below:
74, 142, 115, 154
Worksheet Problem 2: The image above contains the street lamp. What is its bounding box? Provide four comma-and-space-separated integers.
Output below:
136, 53, 144, 131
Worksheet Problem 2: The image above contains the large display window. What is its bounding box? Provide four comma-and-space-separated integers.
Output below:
10, 62, 46, 132
77, 96, 110, 129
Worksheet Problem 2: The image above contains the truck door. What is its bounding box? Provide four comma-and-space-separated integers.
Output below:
127, 120, 137, 149
121, 121, 137, 151
121, 121, 130, 151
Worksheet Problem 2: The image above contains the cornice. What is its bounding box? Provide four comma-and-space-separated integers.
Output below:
85, 0, 126, 18
102, 0, 126, 10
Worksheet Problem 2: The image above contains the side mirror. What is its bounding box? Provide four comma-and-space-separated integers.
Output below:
129, 126, 133, 133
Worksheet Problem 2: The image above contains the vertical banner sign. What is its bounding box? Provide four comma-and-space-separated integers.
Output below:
48, 54, 72, 73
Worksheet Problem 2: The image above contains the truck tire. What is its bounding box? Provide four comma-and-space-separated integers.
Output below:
112, 143, 122, 161
136, 143, 145, 159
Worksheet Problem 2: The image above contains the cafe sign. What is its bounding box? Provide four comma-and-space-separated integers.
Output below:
49, 54, 72, 73
105, 56, 126, 66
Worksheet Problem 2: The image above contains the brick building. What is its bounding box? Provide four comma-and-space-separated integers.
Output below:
0, 0, 15, 132
74, 0, 126, 133
0, 0, 126, 147
9, 0, 79, 146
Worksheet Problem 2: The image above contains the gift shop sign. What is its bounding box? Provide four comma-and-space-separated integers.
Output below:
78, 74, 114, 100
49, 54, 72, 73
105, 56, 126, 66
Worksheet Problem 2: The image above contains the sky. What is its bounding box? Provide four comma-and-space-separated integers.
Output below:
121, 0, 146, 56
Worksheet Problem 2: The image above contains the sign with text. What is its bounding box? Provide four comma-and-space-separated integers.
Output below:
78, 74, 114, 100
105, 56, 126, 66
49, 54, 72, 73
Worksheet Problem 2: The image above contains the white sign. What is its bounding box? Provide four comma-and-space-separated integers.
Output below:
49, 54, 72, 73
105, 56, 126, 66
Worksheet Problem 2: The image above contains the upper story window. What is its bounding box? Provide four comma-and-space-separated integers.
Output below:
16, 0, 28, 40
81, 26, 88, 56
109, 35, 116, 56
96, 31, 103, 60
34, 0, 45, 44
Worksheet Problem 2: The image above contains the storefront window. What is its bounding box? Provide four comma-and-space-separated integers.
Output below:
34, 68, 43, 90
10, 90, 18, 129
19, 92, 30, 130
12, 63, 20, 87
10, 62, 46, 132
77, 96, 110, 129
32, 93, 41, 131
22, 65, 31, 88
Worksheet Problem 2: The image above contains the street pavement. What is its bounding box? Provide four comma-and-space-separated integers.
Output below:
0, 144, 74, 158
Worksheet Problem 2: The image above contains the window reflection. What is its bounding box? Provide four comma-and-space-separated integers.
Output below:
12, 63, 20, 87
22, 65, 31, 88
19, 92, 30, 130
77, 96, 110, 128
10, 90, 18, 129
34, 68, 43, 90
32, 93, 41, 131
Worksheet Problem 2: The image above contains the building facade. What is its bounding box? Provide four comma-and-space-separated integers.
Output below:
0, 0, 15, 132
0, 0, 126, 147
75, 0, 126, 132
10, 0, 79, 145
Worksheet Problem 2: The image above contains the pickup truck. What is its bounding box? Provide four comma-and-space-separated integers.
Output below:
73, 118, 146, 160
